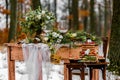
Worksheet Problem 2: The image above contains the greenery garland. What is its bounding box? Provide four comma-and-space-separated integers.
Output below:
41, 30, 102, 54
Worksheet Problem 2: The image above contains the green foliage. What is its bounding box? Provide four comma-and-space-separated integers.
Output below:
21, 7, 56, 38
107, 62, 120, 75
41, 30, 102, 54
61, 31, 101, 45
42, 30, 101, 45
107, 0, 120, 75
19, 7, 101, 54
81, 55, 96, 62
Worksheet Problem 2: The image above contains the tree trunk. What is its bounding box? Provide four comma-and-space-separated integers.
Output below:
107, 0, 112, 37
54, 0, 57, 21
31, 0, 41, 10
81, 0, 89, 32
98, 4, 102, 36
5, 0, 9, 28
8, 0, 17, 42
47, 0, 50, 11
71, 0, 79, 31
108, 0, 120, 75
104, 0, 108, 37
90, 0, 96, 33
68, 0, 72, 30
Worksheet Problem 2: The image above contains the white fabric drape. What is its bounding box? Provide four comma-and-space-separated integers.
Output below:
22, 43, 51, 80
98, 42, 104, 56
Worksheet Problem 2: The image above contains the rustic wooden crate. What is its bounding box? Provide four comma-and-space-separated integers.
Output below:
5, 43, 98, 61
81, 44, 97, 51
6, 43, 82, 61
56, 45, 82, 59
11, 46, 23, 61
81, 44, 98, 56
56, 46, 70, 59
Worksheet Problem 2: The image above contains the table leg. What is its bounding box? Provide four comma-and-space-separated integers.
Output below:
102, 66, 106, 80
90, 67, 93, 80
8, 47, 15, 80
64, 65, 68, 80
80, 67, 85, 80
94, 69, 99, 80
68, 68, 72, 80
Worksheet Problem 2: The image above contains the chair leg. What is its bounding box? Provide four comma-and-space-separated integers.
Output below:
80, 68, 85, 80
64, 65, 68, 80
90, 68, 93, 80
68, 68, 72, 80
102, 66, 106, 80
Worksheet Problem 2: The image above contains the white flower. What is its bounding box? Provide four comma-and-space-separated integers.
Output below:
42, 11, 45, 15
45, 21, 49, 24
35, 37, 41, 41
71, 33, 77, 37
56, 33, 60, 37
57, 39, 62, 43
47, 16, 50, 19
44, 37, 49, 41
52, 32, 56, 35
36, 15, 41, 19
46, 33, 50, 36
59, 35, 63, 39
52, 32, 57, 37
87, 39, 92, 43
25, 17, 28, 21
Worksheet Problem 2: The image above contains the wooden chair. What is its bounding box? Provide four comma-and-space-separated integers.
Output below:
88, 37, 109, 80
65, 37, 109, 80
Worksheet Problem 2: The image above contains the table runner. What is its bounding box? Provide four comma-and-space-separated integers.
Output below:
22, 43, 51, 80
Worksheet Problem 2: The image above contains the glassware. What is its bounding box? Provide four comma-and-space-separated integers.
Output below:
43, 26, 52, 33
43, 29, 52, 33
43, 23, 54, 33
58, 20, 69, 33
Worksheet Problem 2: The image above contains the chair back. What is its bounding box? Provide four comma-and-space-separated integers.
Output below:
102, 37, 108, 58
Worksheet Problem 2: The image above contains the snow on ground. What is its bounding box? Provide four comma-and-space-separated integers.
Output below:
0, 47, 120, 80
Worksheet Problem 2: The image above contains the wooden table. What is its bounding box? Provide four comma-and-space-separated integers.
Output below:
5, 43, 101, 80
5, 43, 74, 80
65, 62, 86, 80
64, 61, 109, 80
87, 62, 109, 80
5, 43, 24, 80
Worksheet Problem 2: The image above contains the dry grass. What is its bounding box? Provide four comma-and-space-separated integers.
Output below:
0, 28, 9, 45
0, 45, 7, 54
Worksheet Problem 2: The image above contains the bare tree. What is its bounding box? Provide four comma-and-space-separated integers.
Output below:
81, 0, 89, 32
98, 4, 102, 36
104, 0, 109, 36
5, 0, 9, 28
71, 0, 79, 30
8, 0, 17, 42
31, 0, 41, 10
54, 0, 57, 20
90, 0, 96, 34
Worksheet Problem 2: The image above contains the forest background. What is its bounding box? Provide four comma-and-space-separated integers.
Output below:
1, 0, 120, 76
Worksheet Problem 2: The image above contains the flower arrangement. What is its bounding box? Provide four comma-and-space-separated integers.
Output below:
19, 7, 101, 54
42, 31, 63, 44
40, 30, 63, 53
17, 7, 103, 64
61, 31, 101, 45
39, 30, 101, 54
20, 7, 55, 43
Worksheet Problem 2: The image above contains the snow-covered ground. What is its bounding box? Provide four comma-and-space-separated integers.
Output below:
0, 47, 120, 80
